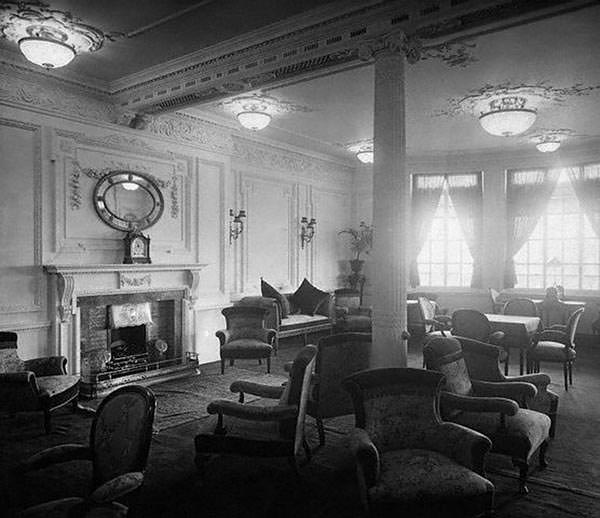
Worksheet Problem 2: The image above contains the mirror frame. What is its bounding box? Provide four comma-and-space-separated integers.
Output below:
93, 170, 164, 232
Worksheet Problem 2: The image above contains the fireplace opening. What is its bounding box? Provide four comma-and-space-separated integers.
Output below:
106, 324, 149, 371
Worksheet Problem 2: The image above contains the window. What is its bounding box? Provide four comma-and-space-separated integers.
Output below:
514, 167, 600, 290
416, 175, 475, 287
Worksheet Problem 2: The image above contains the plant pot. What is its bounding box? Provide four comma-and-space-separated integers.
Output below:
349, 259, 365, 273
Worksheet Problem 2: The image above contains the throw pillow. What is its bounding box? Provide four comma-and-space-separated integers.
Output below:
261, 279, 291, 318
291, 278, 329, 316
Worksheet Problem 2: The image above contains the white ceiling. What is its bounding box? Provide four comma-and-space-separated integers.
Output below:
190, 4, 600, 157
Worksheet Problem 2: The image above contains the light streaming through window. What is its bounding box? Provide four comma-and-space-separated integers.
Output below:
514, 168, 600, 290
418, 182, 473, 287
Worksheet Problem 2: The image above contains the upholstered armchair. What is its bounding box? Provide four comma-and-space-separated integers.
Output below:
0, 332, 80, 433
307, 332, 371, 446
195, 345, 317, 477
424, 336, 551, 494
408, 296, 452, 341
16, 385, 156, 517
528, 307, 584, 390
342, 368, 495, 516
457, 336, 559, 438
333, 289, 372, 333
216, 306, 276, 374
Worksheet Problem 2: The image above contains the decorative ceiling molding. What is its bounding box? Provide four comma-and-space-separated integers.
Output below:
436, 81, 600, 118
220, 93, 312, 117
111, 0, 591, 115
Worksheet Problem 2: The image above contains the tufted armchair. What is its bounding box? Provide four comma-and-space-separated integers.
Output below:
17, 385, 156, 517
195, 345, 317, 477
216, 306, 276, 374
333, 289, 372, 333
424, 336, 551, 494
307, 332, 371, 446
528, 307, 584, 390
456, 336, 559, 438
0, 331, 80, 433
342, 368, 495, 517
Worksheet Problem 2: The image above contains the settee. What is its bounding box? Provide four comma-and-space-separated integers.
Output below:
237, 278, 334, 351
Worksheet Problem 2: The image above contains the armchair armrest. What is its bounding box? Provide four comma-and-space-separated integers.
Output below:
349, 427, 380, 488
548, 324, 567, 332
207, 399, 297, 422
489, 331, 505, 345
0, 371, 39, 390
425, 422, 491, 474
441, 391, 519, 416
538, 329, 569, 344
16, 444, 91, 473
23, 356, 67, 376
505, 373, 551, 389
229, 380, 285, 400
89, 472, 144, 504
215, 329, 231, 346
472, 380, 537, 405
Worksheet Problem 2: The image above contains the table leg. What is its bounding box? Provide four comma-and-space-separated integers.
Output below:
519, 350, 524, 375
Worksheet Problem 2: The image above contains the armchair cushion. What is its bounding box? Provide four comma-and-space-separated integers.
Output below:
371, 449, 493, 503
291, 278, 329, 316
261, 279, 291, 318
220, 339, 273, 359
37, 375, 81, 399
530, 341, 576, 361
207, 400, 298, 421
23, 356, 67, 376
538, 330, 569, 344
89, 472, 144, 504
230, 380, 285, 400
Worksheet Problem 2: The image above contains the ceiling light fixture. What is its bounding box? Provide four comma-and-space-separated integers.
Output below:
346, 140, 374, 165
237, 111, 272, 131
356, 150, 374, 164
536, 140, 561, 153
0, 2, 106, 69
479, 96, 537, 137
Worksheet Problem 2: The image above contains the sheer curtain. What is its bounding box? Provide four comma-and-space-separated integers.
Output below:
410, 174, 444, 287
567, 164, 600, 237
447, 173, 483, 287
504, 169, 560, 288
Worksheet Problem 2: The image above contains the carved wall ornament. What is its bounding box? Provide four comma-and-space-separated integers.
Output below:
436, 81, 600, 118
170, 175, 179, 219
421, 40, 478, 68
119, 272, 152, 289
358, 30, 422, 64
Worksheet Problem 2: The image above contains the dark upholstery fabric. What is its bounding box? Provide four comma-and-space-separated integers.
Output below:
220, 340, 273, 359
261, 279, 291, 318
291, 278, 329, 316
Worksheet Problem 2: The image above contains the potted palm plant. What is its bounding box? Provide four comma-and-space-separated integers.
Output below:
338, 222, 373, 289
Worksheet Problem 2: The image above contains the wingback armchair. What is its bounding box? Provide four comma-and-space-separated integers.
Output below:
0, 332, 80, 433
195, 345, 317, 477
342, 368, 495, 516
333, 289, 372, 333
216, 306, 276, 374
457, 336, 559, 438
424, 336, 551, 494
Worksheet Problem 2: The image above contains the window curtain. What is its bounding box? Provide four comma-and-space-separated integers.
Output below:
504, 169, 560, 288
447, 173, 483, 288
409, 174, 444, 287
567, 164, 600, 237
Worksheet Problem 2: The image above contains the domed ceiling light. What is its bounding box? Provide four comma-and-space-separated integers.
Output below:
0, 1, 106, 69
479, 96, 537, 137
221, 93, 311, 131
536, 140, 561, 153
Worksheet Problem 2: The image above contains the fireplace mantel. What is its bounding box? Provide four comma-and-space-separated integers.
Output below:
45, 263, 207, 322
44, 263, 207, 376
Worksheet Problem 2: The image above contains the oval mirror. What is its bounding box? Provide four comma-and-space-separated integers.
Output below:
93, 171, 164, 232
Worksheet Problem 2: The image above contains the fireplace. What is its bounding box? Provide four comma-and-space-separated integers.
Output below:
44, 264, 206, 398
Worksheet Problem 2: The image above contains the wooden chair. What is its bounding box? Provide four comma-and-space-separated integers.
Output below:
528, 307, 584, 390
503, 298, 539, 318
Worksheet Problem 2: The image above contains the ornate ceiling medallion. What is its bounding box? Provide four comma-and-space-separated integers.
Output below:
0, 1, 108, 69
345, 139, 373, 164
220, 93, 311, 131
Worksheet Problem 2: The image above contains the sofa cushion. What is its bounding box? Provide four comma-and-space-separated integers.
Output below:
261, 279, 291, 318
291, 278, 329, 316
0, 348, 25, 373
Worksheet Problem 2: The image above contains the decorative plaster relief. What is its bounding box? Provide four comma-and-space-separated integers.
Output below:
119, 272, 152, 289
0, 62, 114, 122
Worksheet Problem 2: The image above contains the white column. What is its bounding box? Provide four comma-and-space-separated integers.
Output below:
370, 41, 413, 368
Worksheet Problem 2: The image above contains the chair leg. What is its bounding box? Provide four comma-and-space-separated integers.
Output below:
563, 363, 568, 391
316, 417, 325, 446
513, 459, 529, 494
568, 361, 573, 386
504, 349, 510, 376
220, 359, 225, 374
266, 357, 271, 374
230, 359, 234, 366
258, 359, 262, 365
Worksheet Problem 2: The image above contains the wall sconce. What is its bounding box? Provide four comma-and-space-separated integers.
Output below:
300, 216, 316, 249
229, 209, 246, 244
